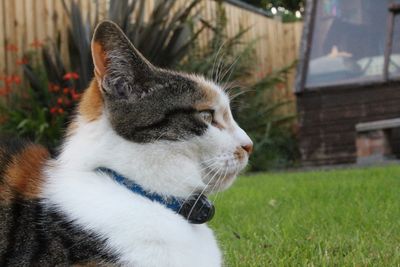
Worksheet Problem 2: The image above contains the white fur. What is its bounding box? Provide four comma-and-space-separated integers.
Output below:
42, 82, 252, 266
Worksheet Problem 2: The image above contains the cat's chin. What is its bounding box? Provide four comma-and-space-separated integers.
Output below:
201, 168, 241, 194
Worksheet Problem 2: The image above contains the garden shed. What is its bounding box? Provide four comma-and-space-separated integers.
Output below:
296, 0, 400, 166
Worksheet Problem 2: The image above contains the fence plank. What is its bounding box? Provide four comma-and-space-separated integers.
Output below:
0, 0, 303, 104
0, 0, 5, 74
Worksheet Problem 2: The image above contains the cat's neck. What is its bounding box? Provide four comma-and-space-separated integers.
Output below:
55, 115, 204, 199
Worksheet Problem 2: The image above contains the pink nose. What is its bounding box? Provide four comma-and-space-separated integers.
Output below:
242, 143, 253, 155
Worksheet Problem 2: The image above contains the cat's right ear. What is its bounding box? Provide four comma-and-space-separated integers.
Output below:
91, 21, 155, 98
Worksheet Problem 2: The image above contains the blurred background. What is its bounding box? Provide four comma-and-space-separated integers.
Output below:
3, 0, 400, 169
0, 0, 303, 172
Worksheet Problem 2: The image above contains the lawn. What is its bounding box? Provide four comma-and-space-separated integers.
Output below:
210, 165, 400, 267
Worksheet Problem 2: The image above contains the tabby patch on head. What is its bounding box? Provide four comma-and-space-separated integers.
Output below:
82, 20, 253, 192
91, 21, 213, 142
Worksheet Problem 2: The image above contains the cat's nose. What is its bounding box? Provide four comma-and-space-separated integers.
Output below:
241, 142, 253, 155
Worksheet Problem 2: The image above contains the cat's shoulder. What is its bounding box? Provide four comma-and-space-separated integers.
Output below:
0, 137, 50, 202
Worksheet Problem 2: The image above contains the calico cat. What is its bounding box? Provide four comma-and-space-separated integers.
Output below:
0, 21, 252, 266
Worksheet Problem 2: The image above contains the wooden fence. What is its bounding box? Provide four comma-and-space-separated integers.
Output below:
0, 0, 302, 102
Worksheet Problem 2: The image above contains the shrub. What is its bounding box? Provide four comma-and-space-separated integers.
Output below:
181, 3, 299, 171
0, 51, 81, 148
0, 0, 299, 171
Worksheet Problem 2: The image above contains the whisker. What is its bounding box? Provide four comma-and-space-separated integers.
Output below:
220, 54, 241, 83
179, 164, 220, 208
215, 49, 227, 84
228, 89, 254, 101
212, 41, 227, 81
185, 166, 221, 220
198, 161, 219, 172
211, 165, 229, 205
199, 156, 221, 165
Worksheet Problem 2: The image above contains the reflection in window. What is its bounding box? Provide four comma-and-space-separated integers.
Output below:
306, 0, 400, 87
389, 15, 400, 78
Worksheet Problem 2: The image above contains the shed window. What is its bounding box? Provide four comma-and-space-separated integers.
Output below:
306, 0, 400, 88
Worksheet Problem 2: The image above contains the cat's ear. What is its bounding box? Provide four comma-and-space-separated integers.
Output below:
91, 21, 155, 98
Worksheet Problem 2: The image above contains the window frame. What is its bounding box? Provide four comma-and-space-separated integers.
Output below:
295, 0, 400, 93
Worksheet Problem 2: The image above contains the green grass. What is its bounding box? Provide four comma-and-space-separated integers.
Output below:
210, 165, 400, 267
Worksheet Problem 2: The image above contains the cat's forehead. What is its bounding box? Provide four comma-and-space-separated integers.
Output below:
188, 74, 229, 111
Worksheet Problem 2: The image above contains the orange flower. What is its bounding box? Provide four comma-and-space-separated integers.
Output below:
63, 88, 70, 95
50, 107, 58, 114
3, 75, 22, 85
0, 115, 7, 124
5, 44, 18, 52
12, 75, 21, 85
277, 83, 285, 90
5, 76, 13, 85
48, 83, 60, 92
0, 87, 10, 96
63, 72, 79, 80
30, 39, 43, 48
58, 108, 64, 114
70, 89, 81, 101
64, 99, 71, 106
16, 58, 29, 65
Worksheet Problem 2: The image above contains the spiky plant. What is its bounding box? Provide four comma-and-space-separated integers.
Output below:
29, 0, 204, 93
181, 3, 299, 171
14, 0, 205, 148
10, 0, 298, 170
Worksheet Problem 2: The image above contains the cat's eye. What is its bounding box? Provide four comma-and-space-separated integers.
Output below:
199, 110, 214, 124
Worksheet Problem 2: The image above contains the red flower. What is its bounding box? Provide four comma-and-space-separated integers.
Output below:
0, 87, 11, 96
48, 83, 60, 92
30, 39, 43, 48
12, 75, 21, 85
0, 115, 7, 124
5, 44, 18, 52
57, 98, 63, 105
5, 76, 13, 85
16, 58, 29, 65
3, 75, 22, 85
63, 72, 79, 80
70, 89, 81, 101
277, 83, 285, 90
63, 88, 70, 95
0, 88, 8, 96
50, 107, 58, 114
257, 71, 265, 79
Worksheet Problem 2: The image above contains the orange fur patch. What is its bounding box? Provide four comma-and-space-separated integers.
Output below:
92, 41, 107, 79
194, 81, 219, 111
0, 146, 13, 202
79, 79, 104, 122
4, 144, 49, 200
234, 147, 245, 161
191, 77, 235, 130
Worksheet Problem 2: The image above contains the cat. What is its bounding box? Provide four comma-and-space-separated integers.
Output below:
0, 21, 252, 267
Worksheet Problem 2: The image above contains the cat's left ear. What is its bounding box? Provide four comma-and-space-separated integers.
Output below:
91, 21, 155, 97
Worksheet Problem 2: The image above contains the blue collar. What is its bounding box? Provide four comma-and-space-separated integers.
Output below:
96, 167, 215, 224
97, 167, 183, 212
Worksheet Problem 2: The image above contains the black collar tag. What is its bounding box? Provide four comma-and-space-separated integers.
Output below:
178, 194, 215, 224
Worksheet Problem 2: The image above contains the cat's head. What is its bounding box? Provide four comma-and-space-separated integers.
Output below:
75, 21, 252, 195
